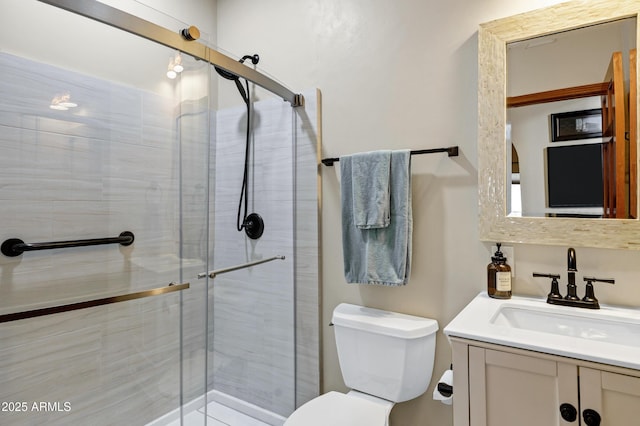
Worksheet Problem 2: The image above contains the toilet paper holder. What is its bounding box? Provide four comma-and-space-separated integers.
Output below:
433, 364, 453, 405
437, 363, 453, 396
437, 381, 453, 397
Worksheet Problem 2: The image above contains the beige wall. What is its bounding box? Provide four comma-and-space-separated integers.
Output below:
215, 1, 640, 425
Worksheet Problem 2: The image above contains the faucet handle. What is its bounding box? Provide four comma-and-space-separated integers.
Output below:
582, 277, 615, 307
533, 272, 562, 300
583, 276, 615, 285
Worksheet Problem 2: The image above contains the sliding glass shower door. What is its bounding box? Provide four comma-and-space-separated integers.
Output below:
0, 1, 209, 424
0, 2, 319, 425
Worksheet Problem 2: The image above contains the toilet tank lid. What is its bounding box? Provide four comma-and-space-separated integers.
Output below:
332, 303, 438, 339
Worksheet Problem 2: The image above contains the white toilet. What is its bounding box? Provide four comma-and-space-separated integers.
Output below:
284, 303, 439, 426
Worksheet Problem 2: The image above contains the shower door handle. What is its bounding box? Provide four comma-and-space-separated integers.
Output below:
0, 282, 189, 323
197, 255, 285, 279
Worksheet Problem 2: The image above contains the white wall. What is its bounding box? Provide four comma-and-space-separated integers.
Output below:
507, 17, 635, 96
101, 0, 217, 44
216, 1, 640, 425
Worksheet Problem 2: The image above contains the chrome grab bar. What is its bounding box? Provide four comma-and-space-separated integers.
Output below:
0, 282, 189, 323
197, 255, 285, 279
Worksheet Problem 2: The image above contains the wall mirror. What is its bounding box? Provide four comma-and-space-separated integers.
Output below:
478, 0, 640, 249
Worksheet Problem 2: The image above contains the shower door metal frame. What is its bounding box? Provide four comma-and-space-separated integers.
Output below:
36, 0, 304, 107
0, 283, 190, 323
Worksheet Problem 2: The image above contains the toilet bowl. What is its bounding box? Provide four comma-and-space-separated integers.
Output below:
284, 391, 393, 426
284, 303, 438, 426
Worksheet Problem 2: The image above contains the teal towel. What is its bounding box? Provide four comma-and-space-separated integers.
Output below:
340, 150, 412, 286
350, 150, 391, 229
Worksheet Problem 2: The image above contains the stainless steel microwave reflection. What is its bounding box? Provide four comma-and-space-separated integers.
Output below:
478, 0, 640, 249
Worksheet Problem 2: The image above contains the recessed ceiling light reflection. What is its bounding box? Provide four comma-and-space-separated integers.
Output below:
167, 58, 177, 79
50, 93, 78, 111
167, 52, 185, 79
173, 53, 184, 73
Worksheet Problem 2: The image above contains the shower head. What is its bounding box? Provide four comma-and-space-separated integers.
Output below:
239, 54, 259, 65
215, 53, 260, 105
214, 53, 260, 81
215, 67, 237, 81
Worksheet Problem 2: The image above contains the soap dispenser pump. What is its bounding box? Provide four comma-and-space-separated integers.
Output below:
487, 243, 512, 299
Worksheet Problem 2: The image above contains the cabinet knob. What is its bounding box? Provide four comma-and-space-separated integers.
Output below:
583, 409, 601, 426
559, 403, 577, 422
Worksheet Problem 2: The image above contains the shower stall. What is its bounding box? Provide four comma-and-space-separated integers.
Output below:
0, 1, 320, 425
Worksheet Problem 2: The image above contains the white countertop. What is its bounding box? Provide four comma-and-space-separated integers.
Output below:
443, 292, 640, 370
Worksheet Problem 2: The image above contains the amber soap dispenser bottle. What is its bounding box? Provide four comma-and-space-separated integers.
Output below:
487, 243, 512, 299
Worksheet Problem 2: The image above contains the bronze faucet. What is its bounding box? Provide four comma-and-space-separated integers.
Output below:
565, 247, 579, 301
533, 248, 614, 309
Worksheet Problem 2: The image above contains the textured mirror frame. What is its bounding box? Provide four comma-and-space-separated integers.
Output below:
478, 0, 640, 249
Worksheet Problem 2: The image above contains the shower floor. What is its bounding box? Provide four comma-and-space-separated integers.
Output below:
167, 401, 271, 426
148, 390, 286, 426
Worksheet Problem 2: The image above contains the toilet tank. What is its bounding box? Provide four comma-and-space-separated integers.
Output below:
332, 303, 439, 403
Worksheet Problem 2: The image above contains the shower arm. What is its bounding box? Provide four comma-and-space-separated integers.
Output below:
197, 255, 285, 279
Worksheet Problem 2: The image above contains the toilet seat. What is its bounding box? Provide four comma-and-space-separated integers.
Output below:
284, 391, 388, 426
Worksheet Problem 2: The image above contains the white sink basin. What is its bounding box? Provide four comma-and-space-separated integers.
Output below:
490, 304, 640, 348
444, 292, 640, 370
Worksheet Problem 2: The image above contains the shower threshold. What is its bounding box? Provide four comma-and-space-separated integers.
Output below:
147, 390, 286, 426
169, 400, 270, 426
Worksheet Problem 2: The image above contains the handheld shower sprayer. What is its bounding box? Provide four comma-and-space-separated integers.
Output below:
215, 53, 265, 240
214, 54, 260, 104
175, 27, 265, 240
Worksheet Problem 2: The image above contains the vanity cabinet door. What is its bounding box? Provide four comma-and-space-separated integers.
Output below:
468, 346, 579, 426
579, 367, 640, 425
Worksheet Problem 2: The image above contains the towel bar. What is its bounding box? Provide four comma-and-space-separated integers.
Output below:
197, 255, 286, 279
321, 146, 459, 166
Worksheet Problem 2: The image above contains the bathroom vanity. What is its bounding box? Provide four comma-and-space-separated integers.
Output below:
465, 0, 640, 422
444, 293, 640, 426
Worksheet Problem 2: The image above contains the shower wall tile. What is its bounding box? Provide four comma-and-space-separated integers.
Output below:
0, 50, 183, 309
212, 99, 296, 417
210, 90, 320, 418
0, 293, 184, 426
0, 49, 319, 426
